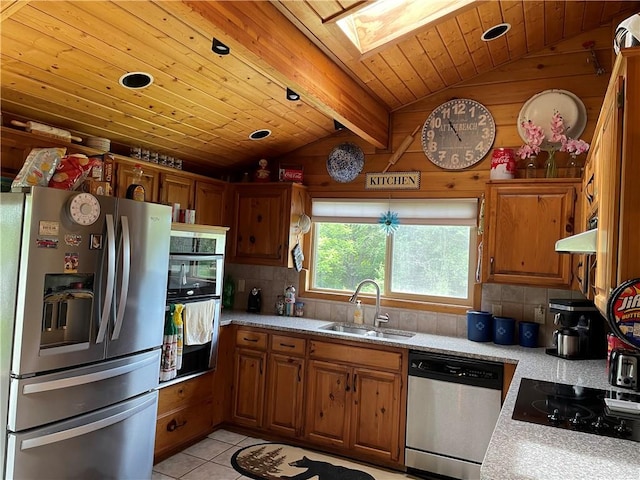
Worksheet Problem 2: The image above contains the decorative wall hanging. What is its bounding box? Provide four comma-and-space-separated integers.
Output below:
326, 142, 364, 183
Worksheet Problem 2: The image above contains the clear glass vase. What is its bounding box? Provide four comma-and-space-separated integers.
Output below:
525, 156, 537, 178
566, 154, 580, 178
545, 150, 558, 178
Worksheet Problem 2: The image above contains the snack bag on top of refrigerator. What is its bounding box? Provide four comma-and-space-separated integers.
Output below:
11, 147, 66, 188
48, 154, 100, 190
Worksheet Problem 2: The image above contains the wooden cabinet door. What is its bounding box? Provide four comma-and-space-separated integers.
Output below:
232, 186, 288, 264
350, 367, 402, 462
483, 181, 577, 287
115, 163, 159, 201
265, 353, 305, 437
232, 347, 266, 428
593, 78, 624, 313
160, 173, 194, 209
195, 180, 226, 226
305, 360, 351, 449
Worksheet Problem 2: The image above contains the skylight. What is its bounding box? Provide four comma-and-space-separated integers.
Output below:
337, 0, 476, 54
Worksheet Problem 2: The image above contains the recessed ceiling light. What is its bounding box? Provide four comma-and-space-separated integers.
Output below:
286, 88, 300, 101
119, 72, 154, 89
212, 38, 230, 56
249, 129, 271, 140
481, 23, 511, 41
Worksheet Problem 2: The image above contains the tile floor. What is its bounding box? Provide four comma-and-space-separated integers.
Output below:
152, 429, 419, 480
152, 429, 262, 480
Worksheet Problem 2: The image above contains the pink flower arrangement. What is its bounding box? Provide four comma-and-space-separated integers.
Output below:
516, 111, 589, 160
562, 138, 590, 156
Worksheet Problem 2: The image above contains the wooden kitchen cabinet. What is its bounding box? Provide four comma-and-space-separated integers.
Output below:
160, 172, 194, 209
232, 329, 306, 437
584, 49, 640, 314
229, 183, 307, 267
115, 161, 160, 201
482, 179, 579, 288
194, 180, 227, 226
154, 371, 214, 463
232, 329, 268, 428
305, 340, 404, 464
265, 335, 306, 437
305, 359, 351, 449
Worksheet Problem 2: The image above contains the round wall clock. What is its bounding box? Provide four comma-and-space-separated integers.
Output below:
421, 98, 496, 170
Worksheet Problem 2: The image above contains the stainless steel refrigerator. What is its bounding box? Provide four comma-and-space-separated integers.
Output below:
0, 186, 171, 479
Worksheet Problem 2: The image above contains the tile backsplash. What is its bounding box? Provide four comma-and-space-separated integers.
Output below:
224, 263, 588, 348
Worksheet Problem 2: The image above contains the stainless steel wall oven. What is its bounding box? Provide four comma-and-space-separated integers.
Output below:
164, 224, 228, 382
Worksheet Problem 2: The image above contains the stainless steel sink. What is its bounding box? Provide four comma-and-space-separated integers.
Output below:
320, 323, 415, 341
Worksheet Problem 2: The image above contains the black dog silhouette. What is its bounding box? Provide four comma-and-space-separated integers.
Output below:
282, 456, 375, 480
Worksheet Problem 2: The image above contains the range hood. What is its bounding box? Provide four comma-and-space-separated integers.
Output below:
555, 229, 597, 254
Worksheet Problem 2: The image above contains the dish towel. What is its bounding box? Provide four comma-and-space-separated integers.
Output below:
184, 299, 216, 345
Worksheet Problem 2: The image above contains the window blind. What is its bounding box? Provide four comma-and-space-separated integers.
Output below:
311, 198, 478, 226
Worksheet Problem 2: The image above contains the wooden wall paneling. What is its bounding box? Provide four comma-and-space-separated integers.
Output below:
477, 2, 512, 67
279, 26, 612, 196
544, 1, 566, 46
378, 45, 427, 104
523, 1, 547, 53
563, 1, 587, 39
362, 52, 413, 107
500, 2, 527, 59
398, 37, 442, 94
456, 7, 494, 72
437, 17, 477, 80
582, 2, 606, 31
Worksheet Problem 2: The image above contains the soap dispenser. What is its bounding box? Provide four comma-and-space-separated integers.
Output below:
354, 300, 363, 324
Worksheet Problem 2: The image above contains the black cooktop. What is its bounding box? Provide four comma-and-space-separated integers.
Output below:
512, 378, 640, 442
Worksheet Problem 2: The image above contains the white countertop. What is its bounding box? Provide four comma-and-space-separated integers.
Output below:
220, 312, 640, 480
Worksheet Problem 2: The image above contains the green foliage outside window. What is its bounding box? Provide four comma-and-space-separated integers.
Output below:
312, 222, 472, 301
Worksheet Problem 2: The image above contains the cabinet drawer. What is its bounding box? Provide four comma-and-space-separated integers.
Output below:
158, 373, 213, 414
271, 335, 306, 356
309, 340, 402, 371
155, 398, 214, 454
236, 329, 268, 350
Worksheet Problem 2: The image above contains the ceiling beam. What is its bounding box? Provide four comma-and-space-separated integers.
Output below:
177, 0, 389, 149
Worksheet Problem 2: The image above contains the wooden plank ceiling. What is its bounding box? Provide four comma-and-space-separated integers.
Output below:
1, 1, 638, 175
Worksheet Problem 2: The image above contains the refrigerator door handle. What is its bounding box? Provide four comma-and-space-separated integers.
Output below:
19, 394, 156, 450
112, 216, 131, 340
96, 214, 116, 343
21, 353, 158, 394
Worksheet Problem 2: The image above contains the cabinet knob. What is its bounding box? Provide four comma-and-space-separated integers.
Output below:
167, 418, 187, 432
249, 235, 256, 244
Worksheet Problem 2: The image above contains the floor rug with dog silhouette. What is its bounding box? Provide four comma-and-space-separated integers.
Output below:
231, 442, 416, 480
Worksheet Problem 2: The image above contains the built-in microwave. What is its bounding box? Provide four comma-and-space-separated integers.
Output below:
167, 224, 226, 301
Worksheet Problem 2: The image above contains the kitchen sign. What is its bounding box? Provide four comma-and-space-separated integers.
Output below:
365, 171, 420, 190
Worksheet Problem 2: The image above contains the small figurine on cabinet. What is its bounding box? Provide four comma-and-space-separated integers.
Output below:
254, 158, 270, 182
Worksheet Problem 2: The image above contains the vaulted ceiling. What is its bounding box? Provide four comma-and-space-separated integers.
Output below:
1, 1, 638, 175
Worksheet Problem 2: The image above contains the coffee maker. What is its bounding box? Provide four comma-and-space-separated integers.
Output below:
546, 299, 607, 359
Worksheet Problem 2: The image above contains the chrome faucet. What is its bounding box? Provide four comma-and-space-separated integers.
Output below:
349, 279, 389, 328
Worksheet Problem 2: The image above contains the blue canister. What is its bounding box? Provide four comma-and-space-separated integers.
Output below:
466, 311, 493, 342
493, 316, 516, 345
519, 322, 540, 348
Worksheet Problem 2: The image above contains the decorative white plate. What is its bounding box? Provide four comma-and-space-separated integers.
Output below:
327, 142, 365, 183
517, 89, 587, 149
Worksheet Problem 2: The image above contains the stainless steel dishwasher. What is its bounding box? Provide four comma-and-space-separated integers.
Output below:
405, 350, 503, 480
